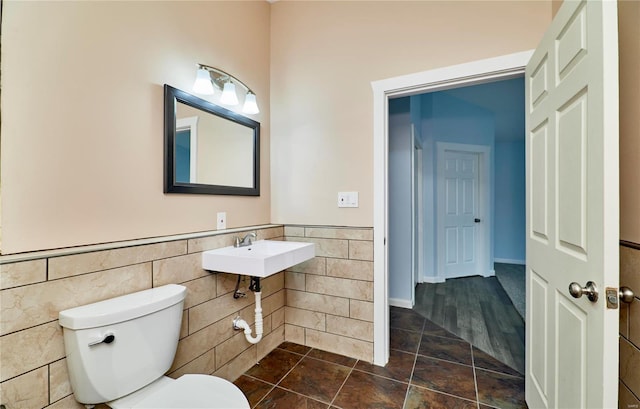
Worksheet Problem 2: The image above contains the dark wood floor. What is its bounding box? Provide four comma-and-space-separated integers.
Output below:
413, 274, 525, 374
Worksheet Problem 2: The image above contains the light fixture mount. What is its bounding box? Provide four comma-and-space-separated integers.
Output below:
193, 64, 259, 114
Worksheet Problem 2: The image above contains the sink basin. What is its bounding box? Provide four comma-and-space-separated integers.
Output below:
202, 240, 315, 278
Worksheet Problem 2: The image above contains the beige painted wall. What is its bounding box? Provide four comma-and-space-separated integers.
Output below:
269, 1, 551, 227
0, 1, 271, 254
618, 0, 640, 244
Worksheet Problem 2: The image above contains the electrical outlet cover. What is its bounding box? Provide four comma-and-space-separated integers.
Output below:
217, 212, 226, 230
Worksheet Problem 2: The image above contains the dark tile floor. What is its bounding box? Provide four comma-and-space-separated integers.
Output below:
234, 307, 526, 409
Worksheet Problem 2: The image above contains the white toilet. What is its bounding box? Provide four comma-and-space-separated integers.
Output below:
59, 284, 250, 409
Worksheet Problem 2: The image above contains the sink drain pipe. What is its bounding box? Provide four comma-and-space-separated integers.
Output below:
233, 277, 263, 344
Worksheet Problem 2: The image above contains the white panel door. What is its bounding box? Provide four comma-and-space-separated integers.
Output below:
525, 1, 619, 408
438, 149, 480, 279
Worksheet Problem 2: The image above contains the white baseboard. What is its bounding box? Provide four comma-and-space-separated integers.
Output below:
494, 258, 526, 265
389, 298, 413, 309
422, 276, 445, 284
483, 269, 496, 277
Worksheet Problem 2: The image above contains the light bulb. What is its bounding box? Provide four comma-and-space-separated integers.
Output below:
220, 81, 239, 105
192, 68, 214, 95
242, 92, 260, 114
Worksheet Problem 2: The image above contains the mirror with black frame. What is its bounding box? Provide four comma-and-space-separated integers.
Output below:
164, 84, 260, 195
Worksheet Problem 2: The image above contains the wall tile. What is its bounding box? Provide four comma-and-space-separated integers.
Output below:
46, 394, 86, 409
49, 358, 73, 403
188, 233, 236, 253
620, 337, 640, 398
284, 226, 305, 237
349, 300, 374, 322
258, 325, 285, 361
326, 258, 373, 281
153, 252, 209, 287
172, 312, 236, 371
287, 256, 326, 275
169, 349, 216, 379
0, 367, 48, 409
262, 290, 286, 317
285, 324, 305, 345
189, 292, 254, 334
213, 345, 257, 382
181, 275, 218, 309
326, 315, 374, 342
305, 227, 373, 241
257, 227, 284, 240
285, 271, 306, 290
290, 238, 348, 258
217, 272, 243, 296
1, 263, 152, 335
349, 240, 374, 261
306, 275, 373, 301
285, 306, 326, 331
286, 290, 350, 317
0, 259, 46, 289
621, 246, 640, 295
272, 307, 285, 329
630, 297, 640, 348
620, 302, 629, 338
216, 331, 253, 369
1, 322, 65, 382
48, 241, 185, 279
305, 329, 373, 362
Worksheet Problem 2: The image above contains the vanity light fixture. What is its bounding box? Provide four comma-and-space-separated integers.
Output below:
192, 64, 259, 114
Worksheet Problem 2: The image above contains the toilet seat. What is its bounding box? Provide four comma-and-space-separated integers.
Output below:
108, 374, 250, 409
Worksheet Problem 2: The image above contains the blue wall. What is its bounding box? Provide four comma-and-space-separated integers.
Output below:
495, 140, 526, 263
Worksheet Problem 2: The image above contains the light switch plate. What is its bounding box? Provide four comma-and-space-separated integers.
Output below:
338, 192, 359, 208
217, 212, 227, 230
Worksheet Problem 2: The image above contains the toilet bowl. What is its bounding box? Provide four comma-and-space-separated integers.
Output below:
108, 375, 249, 409
59, 284, 250, 409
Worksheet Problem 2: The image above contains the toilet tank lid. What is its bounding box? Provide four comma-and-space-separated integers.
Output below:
59, 284, 187, 330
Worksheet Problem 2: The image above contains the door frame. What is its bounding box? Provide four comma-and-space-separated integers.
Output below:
412, 126, 423, 305
371, 50, 533, 366
435, 142, 491, 281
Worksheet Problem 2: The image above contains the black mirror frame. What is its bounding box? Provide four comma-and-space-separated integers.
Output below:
163, 84, 260, 196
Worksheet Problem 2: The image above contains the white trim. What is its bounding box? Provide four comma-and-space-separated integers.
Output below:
435, 142, 491, 281
372, 50, 533, 366
494, 258, 526, 265
389, 298, 413, 309
422, 276, 446, 284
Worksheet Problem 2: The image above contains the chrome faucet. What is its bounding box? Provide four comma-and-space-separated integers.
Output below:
235, 232, 256, 248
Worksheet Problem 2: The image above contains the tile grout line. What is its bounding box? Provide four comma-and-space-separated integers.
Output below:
470, 343, 481, 409
401, 317, 426, 408
251, 347, 313, 408
327, 357, 359, 408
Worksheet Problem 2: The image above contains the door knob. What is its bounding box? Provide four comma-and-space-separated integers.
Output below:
619, 287, 635, 304
569, 281, 599, 302
474, 218, 481, 223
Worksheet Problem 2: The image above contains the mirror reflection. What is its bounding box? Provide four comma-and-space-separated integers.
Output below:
164, 85, 260, 196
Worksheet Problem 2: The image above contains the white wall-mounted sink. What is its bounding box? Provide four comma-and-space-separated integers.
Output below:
202, 240, 315, 278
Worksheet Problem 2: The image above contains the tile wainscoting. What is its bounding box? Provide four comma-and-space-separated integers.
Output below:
620, 242, 640, 409
0, 224, 374, 409
0, 226, 286, 408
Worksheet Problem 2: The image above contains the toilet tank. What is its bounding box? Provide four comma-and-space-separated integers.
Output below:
59, 284, 187, 405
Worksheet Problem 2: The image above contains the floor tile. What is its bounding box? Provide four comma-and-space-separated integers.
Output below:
423, 318, 461, 339
418, 334, 472, 365
332, 369, 408, 409
245, 348, 303, 384
354, 348, 415, 383
277, 341, 312, 355
233, 375, 274, 408
390, 306, 426, 331
411, 355, 477, 401
472, 346, 522, 377
390, 327, 422, 353
255, 386, 328, 409
475, 368, 526, 409
307, 348, 357, 367
404, 385, 478, 409
279, 356, 351, 403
